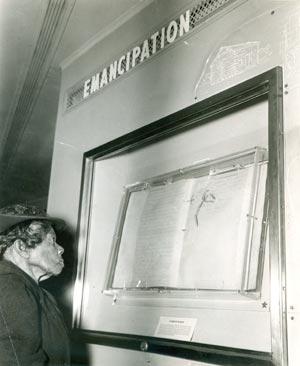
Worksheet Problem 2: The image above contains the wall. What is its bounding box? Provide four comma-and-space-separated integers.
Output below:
48, 0, 300, 365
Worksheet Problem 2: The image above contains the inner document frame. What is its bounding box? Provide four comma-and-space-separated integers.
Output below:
106, 147, 268, 295
73, 67, 285, 366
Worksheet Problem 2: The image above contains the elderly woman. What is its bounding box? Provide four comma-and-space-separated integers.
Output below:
0, 205, 70, 366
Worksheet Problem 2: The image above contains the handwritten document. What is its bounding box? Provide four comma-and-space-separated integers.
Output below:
112, 189, 149, 288
178, 167, 254, 289
112, 163, 266, 290
131, 180, 193, 287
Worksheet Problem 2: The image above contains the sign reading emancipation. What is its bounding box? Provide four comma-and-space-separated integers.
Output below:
82, 10, 191, 100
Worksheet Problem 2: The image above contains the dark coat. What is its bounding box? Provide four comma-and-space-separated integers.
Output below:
0, 260, 70, 366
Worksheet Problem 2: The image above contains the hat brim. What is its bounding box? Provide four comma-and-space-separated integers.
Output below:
0, 214, 65, 234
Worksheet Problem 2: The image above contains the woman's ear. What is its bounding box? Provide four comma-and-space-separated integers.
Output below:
13, 239, 30, 258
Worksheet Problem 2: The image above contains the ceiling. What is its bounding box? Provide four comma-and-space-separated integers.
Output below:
0, 0, 152, 208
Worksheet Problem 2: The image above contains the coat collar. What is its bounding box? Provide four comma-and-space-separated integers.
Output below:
0, 259, 38, 288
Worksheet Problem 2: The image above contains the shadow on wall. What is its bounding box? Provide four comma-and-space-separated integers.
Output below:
41, 226, 90, 366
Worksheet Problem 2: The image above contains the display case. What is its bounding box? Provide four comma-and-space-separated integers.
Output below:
72, 67, 285, 366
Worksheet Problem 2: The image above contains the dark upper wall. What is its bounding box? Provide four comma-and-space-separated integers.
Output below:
0, 67, 61, 209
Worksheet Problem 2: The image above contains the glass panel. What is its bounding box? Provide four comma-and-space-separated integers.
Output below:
109, 148, 268, 293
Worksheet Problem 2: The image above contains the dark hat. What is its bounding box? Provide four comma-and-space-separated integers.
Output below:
0, 204, 65, 234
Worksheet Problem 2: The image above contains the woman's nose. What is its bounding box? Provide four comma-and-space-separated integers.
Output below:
56, 244, 64, 255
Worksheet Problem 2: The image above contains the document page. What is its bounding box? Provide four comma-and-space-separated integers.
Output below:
113, 189, 149, 288
177, 167, 254, 289
130, 179, 194, 287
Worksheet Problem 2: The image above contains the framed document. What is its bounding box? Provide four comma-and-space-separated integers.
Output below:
106, 147, 268, 295
73, 68, 284, 366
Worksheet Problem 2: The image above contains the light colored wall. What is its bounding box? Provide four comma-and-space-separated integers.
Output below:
48, 0, 300, 365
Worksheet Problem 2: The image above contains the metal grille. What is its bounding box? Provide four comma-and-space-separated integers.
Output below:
66, 85, 84, 109
66, 0, 234, 110
190, 0, 231, 26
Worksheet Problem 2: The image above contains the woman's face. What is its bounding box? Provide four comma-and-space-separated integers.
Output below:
27, 227, 64, 281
